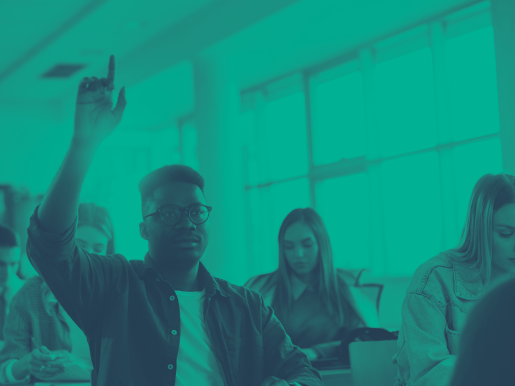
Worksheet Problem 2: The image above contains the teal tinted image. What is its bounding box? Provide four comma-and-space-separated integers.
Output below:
264, 92, 309, 183
316, 173, 371, 270
381, 151, 442, 277
247, 178, 310, 273
447, 27, 500, 142
453, 138, 503, 229
375, 48, 438, 158
181, 120, 200, 171
312, 71, 367, 165
240, 109, 260, 186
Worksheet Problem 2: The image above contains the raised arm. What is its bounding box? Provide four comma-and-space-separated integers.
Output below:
37, 55, 126, 233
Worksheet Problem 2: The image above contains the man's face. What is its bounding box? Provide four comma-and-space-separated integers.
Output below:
139, 182, 210, 270
0, 246, 20, 285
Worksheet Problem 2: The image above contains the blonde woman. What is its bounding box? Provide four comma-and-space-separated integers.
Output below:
0, 203, 115, 383
393, 173, 515, 385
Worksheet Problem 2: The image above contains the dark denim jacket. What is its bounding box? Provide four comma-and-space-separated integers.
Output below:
392, 252, 484, 386
26, 207, 323, 386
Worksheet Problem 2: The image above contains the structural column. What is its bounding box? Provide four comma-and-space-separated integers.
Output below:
193, 54, 248, 284
492, 0, 515, 174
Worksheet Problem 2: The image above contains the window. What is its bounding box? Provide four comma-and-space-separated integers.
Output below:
312, 71, 366, 165
316, 173, 371, 269
375, 48, 438, 158
453, 138, 503, 228
243, 2, 503, 278
447, 27, 500, 142
247, 178, 310, 274
181, 120, 199, 171
264, 92, 309, 183
381, 152, 443, 276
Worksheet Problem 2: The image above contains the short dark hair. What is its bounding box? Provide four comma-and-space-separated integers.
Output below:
138, 164, 205, 216
0, 224, 20, 248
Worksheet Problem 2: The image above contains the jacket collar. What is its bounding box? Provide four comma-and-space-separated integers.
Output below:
133, 253, 230, 298
452, 262, 484, 300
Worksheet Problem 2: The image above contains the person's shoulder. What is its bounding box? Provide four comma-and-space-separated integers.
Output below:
244, 271, 277, 290
213, 277, 264, 304
17, 275, 43, 293
406, 252, 454, 297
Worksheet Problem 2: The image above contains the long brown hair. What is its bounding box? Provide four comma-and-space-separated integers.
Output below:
275, 208, 362, 327
447, 173, 515, 287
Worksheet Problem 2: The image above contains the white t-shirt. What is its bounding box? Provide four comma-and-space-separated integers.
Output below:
175, 289, 225, 386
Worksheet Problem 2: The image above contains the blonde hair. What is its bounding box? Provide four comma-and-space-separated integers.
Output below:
447, 173, 515, 287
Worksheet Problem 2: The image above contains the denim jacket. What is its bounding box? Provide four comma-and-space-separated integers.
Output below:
393, 252, 484, 386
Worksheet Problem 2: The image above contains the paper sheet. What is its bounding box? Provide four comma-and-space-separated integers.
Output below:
34, 383, 90, 386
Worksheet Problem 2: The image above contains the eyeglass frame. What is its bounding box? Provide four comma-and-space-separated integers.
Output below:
143, 204, 213, 226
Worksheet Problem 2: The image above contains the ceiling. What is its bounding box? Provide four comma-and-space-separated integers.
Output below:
0, 0, 480, 126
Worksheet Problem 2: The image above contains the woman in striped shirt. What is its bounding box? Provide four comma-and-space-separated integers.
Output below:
0, 202, 115, 383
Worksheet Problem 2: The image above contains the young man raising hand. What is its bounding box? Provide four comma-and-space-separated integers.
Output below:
27, 56, 322, 386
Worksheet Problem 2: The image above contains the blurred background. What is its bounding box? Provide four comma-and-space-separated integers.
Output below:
1, 0, 514, 331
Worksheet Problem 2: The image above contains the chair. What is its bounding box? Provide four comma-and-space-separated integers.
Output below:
349, 340, 398, 386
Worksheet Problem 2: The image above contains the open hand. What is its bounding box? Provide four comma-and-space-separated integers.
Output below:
74, 55, 127, 146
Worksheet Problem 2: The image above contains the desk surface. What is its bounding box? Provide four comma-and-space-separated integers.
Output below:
4, 372, 349, 386
320, 368, 353, 386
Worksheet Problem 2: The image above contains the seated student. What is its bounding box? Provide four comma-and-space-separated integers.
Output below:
450, 276, 515, 386
0, 225, 25, 341
393, 173, 515, 386
245, 208, 380, 361
0, 202, 115, 383
26, 56, 321, 386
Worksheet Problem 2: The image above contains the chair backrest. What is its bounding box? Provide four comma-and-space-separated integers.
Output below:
349, 340, 398, 386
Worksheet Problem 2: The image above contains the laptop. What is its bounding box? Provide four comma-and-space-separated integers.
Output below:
310, 357, 350, 370
349, 340, 398, 386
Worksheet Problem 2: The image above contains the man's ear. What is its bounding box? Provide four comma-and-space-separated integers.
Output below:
139, 221, 149, 241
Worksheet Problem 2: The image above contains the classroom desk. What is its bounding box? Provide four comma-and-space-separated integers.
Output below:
320, 368, 354, 386
0, 382, 90, 386
1, 372, 350, 386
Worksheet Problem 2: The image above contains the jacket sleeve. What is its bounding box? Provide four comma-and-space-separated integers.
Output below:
397, 292, 457, 386
26, 206, 123, 337
260, 295, 323, 386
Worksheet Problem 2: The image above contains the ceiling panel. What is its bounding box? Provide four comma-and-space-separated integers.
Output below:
0, 0, 97, 74
0, 0, 214, 101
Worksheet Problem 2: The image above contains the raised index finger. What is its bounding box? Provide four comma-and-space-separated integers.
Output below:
107, 55, 115, 82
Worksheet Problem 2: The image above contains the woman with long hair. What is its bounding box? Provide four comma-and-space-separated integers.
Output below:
245, 208, 380, 361
0, 202, 115, 383
393, 173, 515, 386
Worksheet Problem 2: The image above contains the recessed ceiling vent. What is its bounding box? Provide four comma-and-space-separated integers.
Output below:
42, 64, 86, 78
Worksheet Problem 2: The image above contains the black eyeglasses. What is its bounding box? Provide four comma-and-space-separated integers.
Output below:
143, 204, 212, 226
